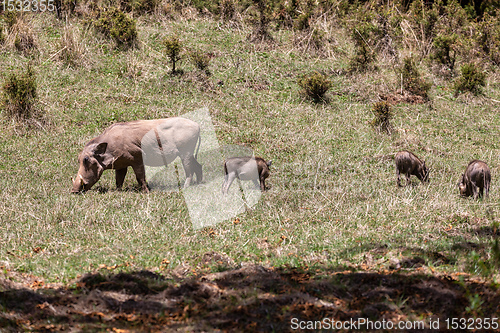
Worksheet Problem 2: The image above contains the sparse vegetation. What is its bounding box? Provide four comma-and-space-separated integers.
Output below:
297, 71, 331, 102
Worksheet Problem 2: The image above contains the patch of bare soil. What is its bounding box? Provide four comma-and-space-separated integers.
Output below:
1, 264, 499, 332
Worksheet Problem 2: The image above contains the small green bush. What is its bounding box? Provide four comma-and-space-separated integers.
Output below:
397, 57, 431, 99
431, 34, 457, 70
1, 66, 38, 120
370, 101, 392, 134
348, 22, 378, 72
189, 49, 211, 73
94, 8, 137, 49
298, 71, 331, 102
163, 35, 182, 74
454, 63, 486, 96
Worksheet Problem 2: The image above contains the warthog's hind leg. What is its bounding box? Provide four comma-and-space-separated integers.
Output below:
132, 164, 149, 193
222, 173, 237, 194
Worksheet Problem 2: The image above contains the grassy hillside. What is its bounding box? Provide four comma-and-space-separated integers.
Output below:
1, 1, 500, 330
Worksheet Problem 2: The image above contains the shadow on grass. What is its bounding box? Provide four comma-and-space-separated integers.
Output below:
1, 263, 499, 331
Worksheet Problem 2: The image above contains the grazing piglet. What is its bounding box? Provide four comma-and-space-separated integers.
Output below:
222, 156, 271, 194
395, 150, 429, 186
458, 160, 491, 199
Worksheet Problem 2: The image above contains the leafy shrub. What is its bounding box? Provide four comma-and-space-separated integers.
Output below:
348, 22, 378, 72
163, 35, 182, 74
431, 34, 457, 70
189, 49, 211, 74
94, 8, 137, 49
370, 101, 392, 134
1, 66, 39, 121
297, 71, 331, 102
454, 63, 486, 96
397, 57, 431, 99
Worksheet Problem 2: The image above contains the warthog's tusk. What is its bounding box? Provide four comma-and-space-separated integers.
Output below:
79, 174, 84, 187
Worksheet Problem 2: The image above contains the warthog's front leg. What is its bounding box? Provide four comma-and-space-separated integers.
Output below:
115, 168, 128, 190
259, 177, 266, 191
471, 182, 479, 199
396, 169, 402, 187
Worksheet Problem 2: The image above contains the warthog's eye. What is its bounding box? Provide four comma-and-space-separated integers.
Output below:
83, 156, 90, 166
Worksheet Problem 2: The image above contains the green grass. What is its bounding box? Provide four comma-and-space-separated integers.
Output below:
1, 10, 500, 286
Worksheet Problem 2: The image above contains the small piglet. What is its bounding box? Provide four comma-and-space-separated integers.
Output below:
222, 156, 271, 194
458, 160, 491, 199
395, 150, 429, 186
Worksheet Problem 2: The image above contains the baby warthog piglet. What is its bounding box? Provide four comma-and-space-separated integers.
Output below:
395, 150, 429, 187
222, 156, 271, 194
458, 160, 491, 199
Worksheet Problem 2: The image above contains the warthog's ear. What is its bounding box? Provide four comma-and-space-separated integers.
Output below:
267, 160, 272, 167
93, 142, 108, 156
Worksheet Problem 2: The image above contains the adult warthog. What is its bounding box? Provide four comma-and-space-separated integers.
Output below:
395, 150, 429, 186
458, 160, 491, 199
222, 156, 271, 194
71, 117, 202, 193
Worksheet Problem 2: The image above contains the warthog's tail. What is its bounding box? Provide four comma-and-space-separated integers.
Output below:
195, 134, 201, 160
